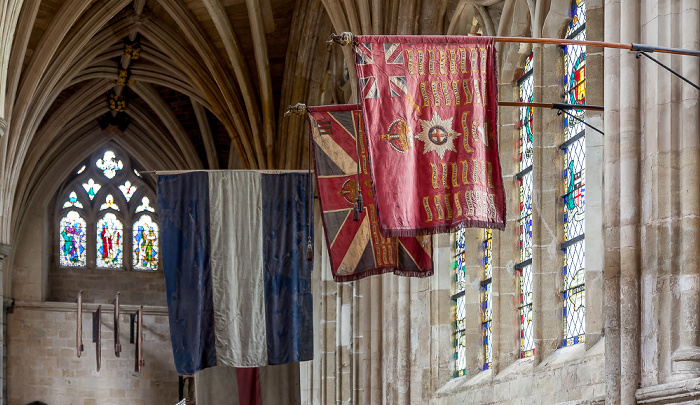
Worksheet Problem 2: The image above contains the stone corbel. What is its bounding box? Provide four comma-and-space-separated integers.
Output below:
0, 118, 6, 138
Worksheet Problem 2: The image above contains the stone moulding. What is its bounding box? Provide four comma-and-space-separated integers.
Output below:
636, 378, 700, 404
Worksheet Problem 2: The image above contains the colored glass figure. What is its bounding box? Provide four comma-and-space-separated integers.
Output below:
453, 228, 467, 377
82, 178, 101, 200
136, 196, 155, 213
63, 191, 84, 209
96, 213, 123, 268
482, 229, 493, 370
96, 150, 124, 179
133, 215, 159, 270
59, 211, 86, 267
77, 165, 86, 174
518, 53, 535, 358
119, 181, 137, 202
562, 0, 586, 347
100, 194, 120, 211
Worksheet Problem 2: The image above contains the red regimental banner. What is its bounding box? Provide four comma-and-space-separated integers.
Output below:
308, 104, 433, 282
354, 35, 506, 236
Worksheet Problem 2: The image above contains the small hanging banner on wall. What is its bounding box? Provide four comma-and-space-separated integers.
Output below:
307, 104, 433, 281
353, 35, 506, 236
93, 306, 102, 372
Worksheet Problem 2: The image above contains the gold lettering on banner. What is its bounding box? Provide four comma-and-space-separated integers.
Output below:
444, 194, 453, 220
439, 50, 446, 74
481, 161, 487, 186
449, 50, 457, 74
418, 50, 425, 75
462, 161, 470, 185
372, 224, 380, 245
462, 112, 474, 153
451, 163, 459, 187
423, 196, 433, 222
479, 191, 488, 217
420, 82, 429, 107
452, 81, 461, 105
429, 163, 439, 189
470, 48, 478, 73
442, 82, 451, 106
406, 50, 415, 75
465, 190, 475, 216
434, 195, 444, 220
428, 50, 436, 74
473, 79, 483, 104
472, 158, 481, 185
480, 48, 487, 74
487, 162, 494, 188
460, 48, 468, 73
382, 246, 388, 265
483, 77, 488, 106
431, 82, 441, 106
488, 193, 497, 220
441, 163, 448, 188
453, 193, 463, 217
462, 80, 472, 104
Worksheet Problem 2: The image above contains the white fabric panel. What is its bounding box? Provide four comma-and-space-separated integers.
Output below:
209, 171, 268, 367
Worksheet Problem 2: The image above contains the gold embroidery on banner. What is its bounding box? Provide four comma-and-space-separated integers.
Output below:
465, 191, 475, 216
480, 48, 487, 74
429, 163, 439, 189
453, 193, 463, 217
420, 82, 429, 107
460, 48, 467, 73
451, 163, 459, 187
406, 50, 415, 75
472, 158, 480, 185
462, 112, 474, 153
470, 48, 478, 73
388, 244, 393, 264
488, 193, 497, 220
449, 50, 457, 74
439, 50, 446, 74
481, 161, 487, 186
382, 246, 388, 265
418, 50, 425, 75
428, 50, 436, 74
482, 77, 488, 106
452, 81, 461, 105
423, 196, 433, 222
441, 163, 448, 188
444, 194, 453, 220
442, 82, 451, 106
487, 162, 494, 188
462, 80, 472, 104
434, 195, 444, 220
462, 161, 470, 185
431, 82, 441, 106
473, 79, 483, 104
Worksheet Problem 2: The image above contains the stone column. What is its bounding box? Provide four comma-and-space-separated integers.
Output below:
0, 244, 9, 405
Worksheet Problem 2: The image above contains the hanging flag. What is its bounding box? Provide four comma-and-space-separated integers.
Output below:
308, 104, 433, 281
157, 171, 313, 373
354, 35, 506, 236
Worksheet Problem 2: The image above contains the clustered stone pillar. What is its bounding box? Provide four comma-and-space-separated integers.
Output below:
0, 244, 9, 404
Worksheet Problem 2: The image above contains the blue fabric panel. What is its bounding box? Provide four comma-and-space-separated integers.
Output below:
158, 173, 216, 374
261, 173, 314, 365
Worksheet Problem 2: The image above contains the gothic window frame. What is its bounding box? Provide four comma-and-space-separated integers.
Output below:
54, 146, 160, 272
451, 228, 468, 377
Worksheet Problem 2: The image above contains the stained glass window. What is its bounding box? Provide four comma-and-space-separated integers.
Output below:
77, 165, 86, 174
481, 229, 493, 369
452, 228, 467, 376
100, 194, 120, 211
133, 215, 159, 271
96, 213, 123, 268
59, 211, 87, 267
96, 150, 124, 179
63, 191, 84, 209
136, 196, 155, 213
517, 53, 535, 358
82, 179, 101, 200
134, 169, 142, 177
119, 181, 137, 202
562, 0, 586, 347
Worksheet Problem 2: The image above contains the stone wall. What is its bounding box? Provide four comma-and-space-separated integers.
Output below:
49, 268, 166, 306
6, 302, 178, 405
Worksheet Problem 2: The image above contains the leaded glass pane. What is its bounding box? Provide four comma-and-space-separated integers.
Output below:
77, 165, 86, 174
100, 194, 120, 211
82, 178, 101, 200
133, 215, 159, 270
119, 181, 137, 202
136, 196, 155, 213
519, 263, 534, 357
562, 0, 586, 346
96, 213, 123, 268
453, 228, 467, 376
96, 150, 124, 179
63, 191, 84, 209
482, 229, 493, 369
59, 211, 86, 267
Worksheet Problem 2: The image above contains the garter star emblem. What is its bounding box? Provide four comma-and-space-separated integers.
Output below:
381, 118, 412, 153
416, 113, 459, 159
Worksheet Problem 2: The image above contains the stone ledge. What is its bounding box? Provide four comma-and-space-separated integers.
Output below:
637, 378, 700, 404
12, 300, 168, 316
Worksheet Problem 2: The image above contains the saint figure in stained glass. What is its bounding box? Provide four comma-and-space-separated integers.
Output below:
96, 213, 123, 268
60, 211, 87, 267
96, 151, 124, 179
133, 215, 159, 270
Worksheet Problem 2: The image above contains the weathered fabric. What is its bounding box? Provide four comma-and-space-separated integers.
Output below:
158, 171, 314, 373
354, 35, 506, 236
308, 104, 433, 282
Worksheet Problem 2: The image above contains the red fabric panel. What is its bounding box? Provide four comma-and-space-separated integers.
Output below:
354, 35, 506, 236
236, 367, 261, 405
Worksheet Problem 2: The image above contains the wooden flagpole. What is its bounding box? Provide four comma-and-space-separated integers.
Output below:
497, 101, 604, 111
76, 290, 83, 358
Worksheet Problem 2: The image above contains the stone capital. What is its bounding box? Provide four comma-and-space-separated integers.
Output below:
0, 245, 9, 260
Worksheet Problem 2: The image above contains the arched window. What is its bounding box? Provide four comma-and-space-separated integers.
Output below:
452, 228, 467, 376
561, 0, 586, 346
516, 53, 535, 358
481, 229, 492, 369
55, 148, 159, 271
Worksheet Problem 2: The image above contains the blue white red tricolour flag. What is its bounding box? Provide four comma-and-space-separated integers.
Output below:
157, 171, 314, 373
